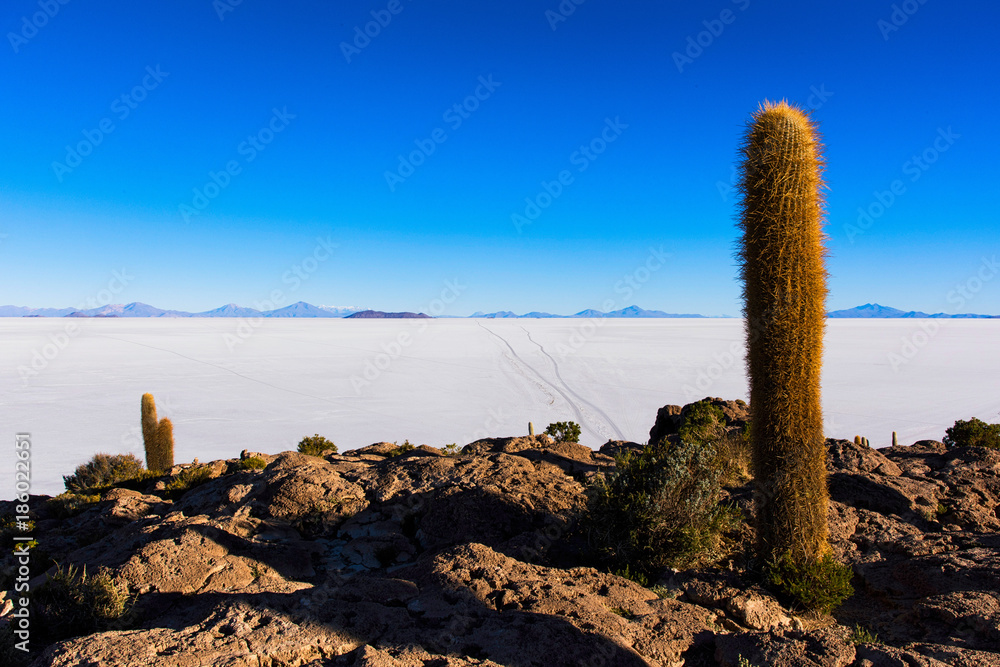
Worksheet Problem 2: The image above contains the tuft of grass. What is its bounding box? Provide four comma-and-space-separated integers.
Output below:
608, 607, 635, 620
612, 564, 650, 588
163, 465, 214, 498
386, 440, 415, 457
63, 453, 149, 493
31, 563, 134, 644
238, 456, 267, 471
297, 434, 337, 456
764, 551, 854, 614
650, 584, 677, 599
47, 492, 102, 519
849, 624, 880, 645
441, 443, 461, 456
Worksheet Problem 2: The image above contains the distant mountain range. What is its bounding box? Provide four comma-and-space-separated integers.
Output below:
346, 310, 431, 319
826, 303, 998, 319
1, 301, 996, 319
470, 305, 707, 318
0, 302, 366, 318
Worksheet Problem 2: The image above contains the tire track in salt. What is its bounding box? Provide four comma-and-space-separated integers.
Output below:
476, 321, 584, 420
519, 326, 625, 441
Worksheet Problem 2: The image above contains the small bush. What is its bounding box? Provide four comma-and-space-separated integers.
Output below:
63, 453, 147, 493
764, 551, 854, 613
32, 563, 133, 644
849, 624, 880, 645
944, 418, 1000, 450
163, 466, 214, 497
238, 456, 267, 471
298, 434, 337, 456
545, 421, 582, 443
587, 437, 739, 579
680, 400, 750, 485
612, 564, 649, 587
387, 440, 415, 457
47, 493, 102, 519
441, 443, 460, 456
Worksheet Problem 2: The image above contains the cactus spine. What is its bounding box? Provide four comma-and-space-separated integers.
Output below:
141, 393, 175, 472
737, 100, 830, 567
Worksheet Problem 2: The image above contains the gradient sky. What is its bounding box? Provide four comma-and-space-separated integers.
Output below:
1, 0, 997, 316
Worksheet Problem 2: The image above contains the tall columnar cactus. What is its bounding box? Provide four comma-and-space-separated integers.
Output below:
737, 100, 830, 568
141, 393, 174, 471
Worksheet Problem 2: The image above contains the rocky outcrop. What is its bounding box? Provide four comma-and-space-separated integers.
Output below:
1, 409, 998, 666
648, 397, 749, 445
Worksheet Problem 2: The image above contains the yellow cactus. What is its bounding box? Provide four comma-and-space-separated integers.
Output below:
737, 100, 830, 566
141, 393, 174, 472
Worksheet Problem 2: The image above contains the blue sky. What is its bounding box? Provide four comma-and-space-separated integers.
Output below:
1, 0, 997, 316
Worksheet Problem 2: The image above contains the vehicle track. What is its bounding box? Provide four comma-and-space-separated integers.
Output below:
477, 322, 620, 442
519, 326, 625, 441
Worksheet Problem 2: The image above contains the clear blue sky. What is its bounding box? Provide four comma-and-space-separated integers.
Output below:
2, 1, 997, 316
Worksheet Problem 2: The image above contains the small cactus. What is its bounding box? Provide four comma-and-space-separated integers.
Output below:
528, 421, 535, 437
892, 431, 898, 447
141, 393, 175, 472
854, 435, 862, 446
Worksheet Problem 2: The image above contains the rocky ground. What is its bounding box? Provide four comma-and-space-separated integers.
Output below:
2, 398, 999, 666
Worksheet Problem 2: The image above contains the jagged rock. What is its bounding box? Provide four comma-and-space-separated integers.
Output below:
649, 397, 749, 445
3, 399, 998, 666
715, 626, 856, 666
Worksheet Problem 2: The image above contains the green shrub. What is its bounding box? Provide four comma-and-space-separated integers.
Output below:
63, 453, 148, 493
441, 443, 460, 456
679, 401, 751, 485
849, 624, 880, 645
764, 551, 853, 613
587, 437, 739, 579
298, 434, 337, 456
944, 418, 1000, 449
612, 564, 649, 587
163, 466, 214, 497
545, 421, 582, 443
47, 493, 102, 518
387, 440, 415, 457
238, 456, 267, 471
31, 563, 133, 644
